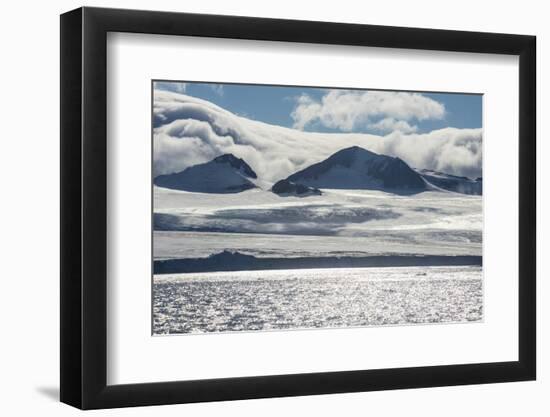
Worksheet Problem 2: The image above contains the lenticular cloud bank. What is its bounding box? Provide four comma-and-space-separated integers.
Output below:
153, 90, 482, 183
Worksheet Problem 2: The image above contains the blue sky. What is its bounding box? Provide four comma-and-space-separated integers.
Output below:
154, 80, 482, 135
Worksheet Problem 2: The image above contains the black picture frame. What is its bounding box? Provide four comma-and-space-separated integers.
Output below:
60, 6, 536, 410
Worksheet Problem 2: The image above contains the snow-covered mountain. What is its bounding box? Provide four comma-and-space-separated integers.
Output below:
417, 169, 482, 195
284, 146, 427, 193
154, 154, 258, 193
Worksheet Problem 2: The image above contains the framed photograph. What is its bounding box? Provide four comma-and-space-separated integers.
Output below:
60, 6, 536, 409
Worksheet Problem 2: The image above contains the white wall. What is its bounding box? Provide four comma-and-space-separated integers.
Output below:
0, 0, 545, 415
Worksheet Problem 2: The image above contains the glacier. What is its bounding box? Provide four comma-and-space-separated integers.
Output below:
154, 185, 482, 261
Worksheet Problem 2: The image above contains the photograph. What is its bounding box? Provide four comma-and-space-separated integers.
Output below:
152, 81, 483, 335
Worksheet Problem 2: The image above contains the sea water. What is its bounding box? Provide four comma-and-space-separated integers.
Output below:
153, 266, 482, 334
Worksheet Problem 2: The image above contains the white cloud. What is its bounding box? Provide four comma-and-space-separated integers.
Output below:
291, 90, 445, 133
154, 81, 187, 94
369, 117, 418, 134
210, 84, 224, 96
153, 90, 481, 182
291, 94, 322, 130
378, 128, 482, 179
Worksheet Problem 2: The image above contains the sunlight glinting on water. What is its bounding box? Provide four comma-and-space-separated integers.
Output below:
153, 266, 482, 334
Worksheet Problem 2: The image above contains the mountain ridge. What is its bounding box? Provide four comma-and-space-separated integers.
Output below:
154, 147, 482, 196
417, 169, 482, 195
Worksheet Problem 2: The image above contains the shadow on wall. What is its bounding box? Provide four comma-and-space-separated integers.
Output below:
35, 386, 59, 401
